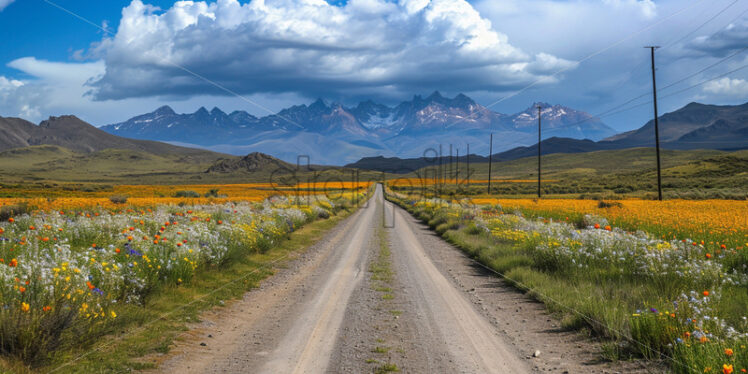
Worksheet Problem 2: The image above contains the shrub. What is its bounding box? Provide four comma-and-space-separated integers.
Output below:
174, 190, 200, 198
597, 200, 622, 209
109, 195, 128, 204
204, 188, 220, 198
0, 204, 28, 221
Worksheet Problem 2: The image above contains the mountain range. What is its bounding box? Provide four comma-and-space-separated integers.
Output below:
347, 101, 748, 172
101, 92, 616, 164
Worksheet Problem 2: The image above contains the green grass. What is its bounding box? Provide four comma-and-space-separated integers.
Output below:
0, 208, 354, 373
375, 362, 400, 373
0, 145, 386, 186
391, 148, 748, 199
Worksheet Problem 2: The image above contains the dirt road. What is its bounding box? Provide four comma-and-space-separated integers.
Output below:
157, 185, 644, 373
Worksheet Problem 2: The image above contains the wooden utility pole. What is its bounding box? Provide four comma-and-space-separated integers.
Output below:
646, 46, 663, 201
537, 105, 542, 198
456, 148, 460, 184
487, 133, 493, 194
449, 144, 453, 186
438, 144, 443, 194
466, 143, 470, 189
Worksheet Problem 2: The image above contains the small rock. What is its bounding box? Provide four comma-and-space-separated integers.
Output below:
533, 350, 541, 358
200, 342, 207, 346
208, 334, 213, 338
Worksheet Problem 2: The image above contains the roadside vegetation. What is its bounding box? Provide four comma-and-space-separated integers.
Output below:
387, 190, 747, 374
0, 190, 366, 371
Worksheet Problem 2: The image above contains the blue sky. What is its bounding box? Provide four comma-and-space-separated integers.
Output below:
0, 0, 746, 132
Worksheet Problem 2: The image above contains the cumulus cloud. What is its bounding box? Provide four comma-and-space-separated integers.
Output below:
687, 18, 748, 57
703, 77, 748, 97
0, 0, 14, 11
85, 0, 575, 101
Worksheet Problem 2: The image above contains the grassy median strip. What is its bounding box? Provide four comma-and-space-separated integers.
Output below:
366, 225, 399, 373
0, 207, 355, 374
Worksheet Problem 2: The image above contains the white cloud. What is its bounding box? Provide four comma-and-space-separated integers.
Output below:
703, 77, 748, 97
0, 0, 15, 11
86, 0, 574, 101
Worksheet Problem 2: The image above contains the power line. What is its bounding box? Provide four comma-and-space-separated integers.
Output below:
554, 51, 748, 130
603, 0, 741, 96
445, 0, 708, 130
667, 0, 741, 48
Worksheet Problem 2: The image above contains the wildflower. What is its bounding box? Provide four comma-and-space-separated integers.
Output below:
594, 223, 600, 229
8, 217, 14, 223
21, 302, 30, 312
604, 225, 611, 231
110, 310, 117, 318
725, 348, 733, 357
42, 306, 52, 312
86, 281, 95, 290
703, 291, 710, 297
19, 286, 26, 293
706, 253, 712, 259
9, 258, 17, 267
723, 364, 733, 374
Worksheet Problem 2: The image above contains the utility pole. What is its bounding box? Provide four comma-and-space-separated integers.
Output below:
449, 144, 453, 186
438, 144, 443, 194
487, 133, 493, 194
456, 148, 460, 185
466, 143, 470, 189
646, 46, 663, 201
537, 105, 542, 198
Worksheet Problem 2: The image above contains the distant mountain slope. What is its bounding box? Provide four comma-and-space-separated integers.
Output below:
101, 92, 616, 164
346, 137, 607, 172
206, 152, 293, 173
604, 102, 748, 149
0, 115, 227, 163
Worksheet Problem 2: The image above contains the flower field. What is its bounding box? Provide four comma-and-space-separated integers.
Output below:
0, 191, 365, 364
471, 198, 748, 250
393, 195, 747, 374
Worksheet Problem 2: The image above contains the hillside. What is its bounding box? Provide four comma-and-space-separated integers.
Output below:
0, 115, 227, 162
604, 102, 748, 149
